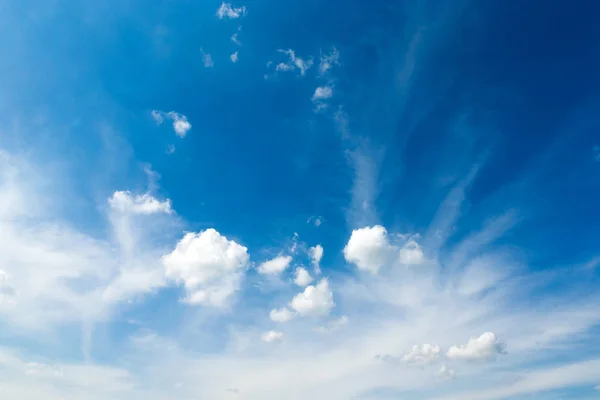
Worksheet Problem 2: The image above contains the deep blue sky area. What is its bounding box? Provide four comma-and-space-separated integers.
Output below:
0, 1, 600, 399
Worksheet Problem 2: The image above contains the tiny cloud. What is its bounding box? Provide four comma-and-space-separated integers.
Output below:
151, 110, 192, 138
447, 332, 507, 361
257, 255, 292, 275
261, 330, 283, 343
216, 2, 247, 19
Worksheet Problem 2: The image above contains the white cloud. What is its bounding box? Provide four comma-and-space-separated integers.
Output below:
314, 315, 348, 334
437, 365, 456, 380
309, 244, 323, 275
447, 332, 506, 361
289, 278, 334, 317
261, 330, 283, 343
274, 49, 314, 76
319, 47, 340, 75
398, 239, 425, 265
343, 225, 395, 274
293, 267, 313, 287
270, 307, 294, 323
216, 2, 247, 19
312, 86, 333, 101
200, 48, 214, 68
307, 216, 324, 227
402, 344, 441, 365
108, 191, 172, 215
230, 51, 239, 63
151, 110, 192, 138
257, 255, 292, 275
231, 26, 242, 45
162, 229, 249, 307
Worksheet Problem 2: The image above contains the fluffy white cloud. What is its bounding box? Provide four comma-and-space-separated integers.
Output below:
447, 332, 506, 361
162, 229, 249, 307
275, 49, 313, 76
257, 255, 292, 275
293, 267, 313, 287
216, 2, 247, 19
398, 239, 425, 265
269, 307, 294, 323
108, 191, 172, 215
290, 278, 334, 317
312, 86, 333, 101
230, 51, 239, 63
319, 47, 340, 75
402, 344, 441, 365
309, 244, 323, 275
151, 110, 192, 138
261, 330, 283, 343
343, 225, 395, 274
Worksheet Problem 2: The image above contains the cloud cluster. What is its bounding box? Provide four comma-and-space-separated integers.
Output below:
275, 49, 314, 76
216, 2, 247, 19
151, 110, 192, 138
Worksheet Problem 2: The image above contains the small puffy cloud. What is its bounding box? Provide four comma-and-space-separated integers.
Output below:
261, 330, 283, 343
269, 307, 294, 323
151, 110, 192, 138
290, 278, 334, 317
398, 239, 425, 265
108, 191, 172, 215
312, 86, 333, 101
275, 49, 313, 76
216, 2, 247, 19
447, 332, 507, 361
402, 344, 441, 365
201, 48, 214, 68
257, 255, 292, 275
343, 225, 395, 274
294, 267, 313, 287
162, 229, 249, 307
230, 52, 239, 63
319, 47, 340, 76
309, 244, 323, 275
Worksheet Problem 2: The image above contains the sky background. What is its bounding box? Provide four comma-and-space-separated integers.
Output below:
1, 0, 600, 399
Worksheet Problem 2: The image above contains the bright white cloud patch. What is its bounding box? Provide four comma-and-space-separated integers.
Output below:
261, 330, 283, 343
309, 244, 324, 275
275, 49, 314, 76
398, 239, 425, 265
312, 86, 333, 101
293, 267, 313, 287
151, 110, 192, 138
108, 191, 172, 215
447, 332, 506, 361
230, 51, 239, 63
269, 307, 294, 323
257, 255, 292, 275
290, 278, 334, 317
162, 229, 249, 307
216, 2, 247, 19
343, 225, 395, 274
319, 47, 340, 75
402, 344, 441, 365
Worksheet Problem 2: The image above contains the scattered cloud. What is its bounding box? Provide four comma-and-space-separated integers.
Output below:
257, 255, 292, 275
261, 330, 283, 343
289, 278, 334, 317
312, 86, 333, 101
308, 244, 323, 275
447, 332, 507, 361
166, 144, 175, 154
230, 51, 239, 63
293, 267, 313, 287
402, 344, 441, 365
269, 307, 294, 323
231, 26, 242, 45
216, 2, 247, 19
438, 365, 456, 380
273, 49, 314, 76
200, 48, 214, 68
319, 47, 340, 76
151, 110, 192, 138
307, 215, 324, 227
108, 191, 172, 215
314, 315, 348, 334
398, 238, 425, 265
162, 229, 249, 307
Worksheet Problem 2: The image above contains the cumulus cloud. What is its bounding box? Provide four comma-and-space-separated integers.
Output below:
151, 110, 192, 138
270, 307, 294, 323
319, 47, 340, 76
447, 332, 506, 361
274, 49, 314, 76
230, 51, 239, 63
261, 330, 283, 343
343, 225, 395, 274
312, 86, 333, 101
402, 344, 441, 365
257, 255, 292, 275
108, 191, 172, 215
398, 239, 425, 265
293, 267, 313, 287
309, 244, 323, 275
290, 278, 334, 317
216, 2, 247, 19
162, 229, 249, 307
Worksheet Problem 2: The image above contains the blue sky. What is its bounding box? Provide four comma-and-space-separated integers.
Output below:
1, 0, 600, 399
